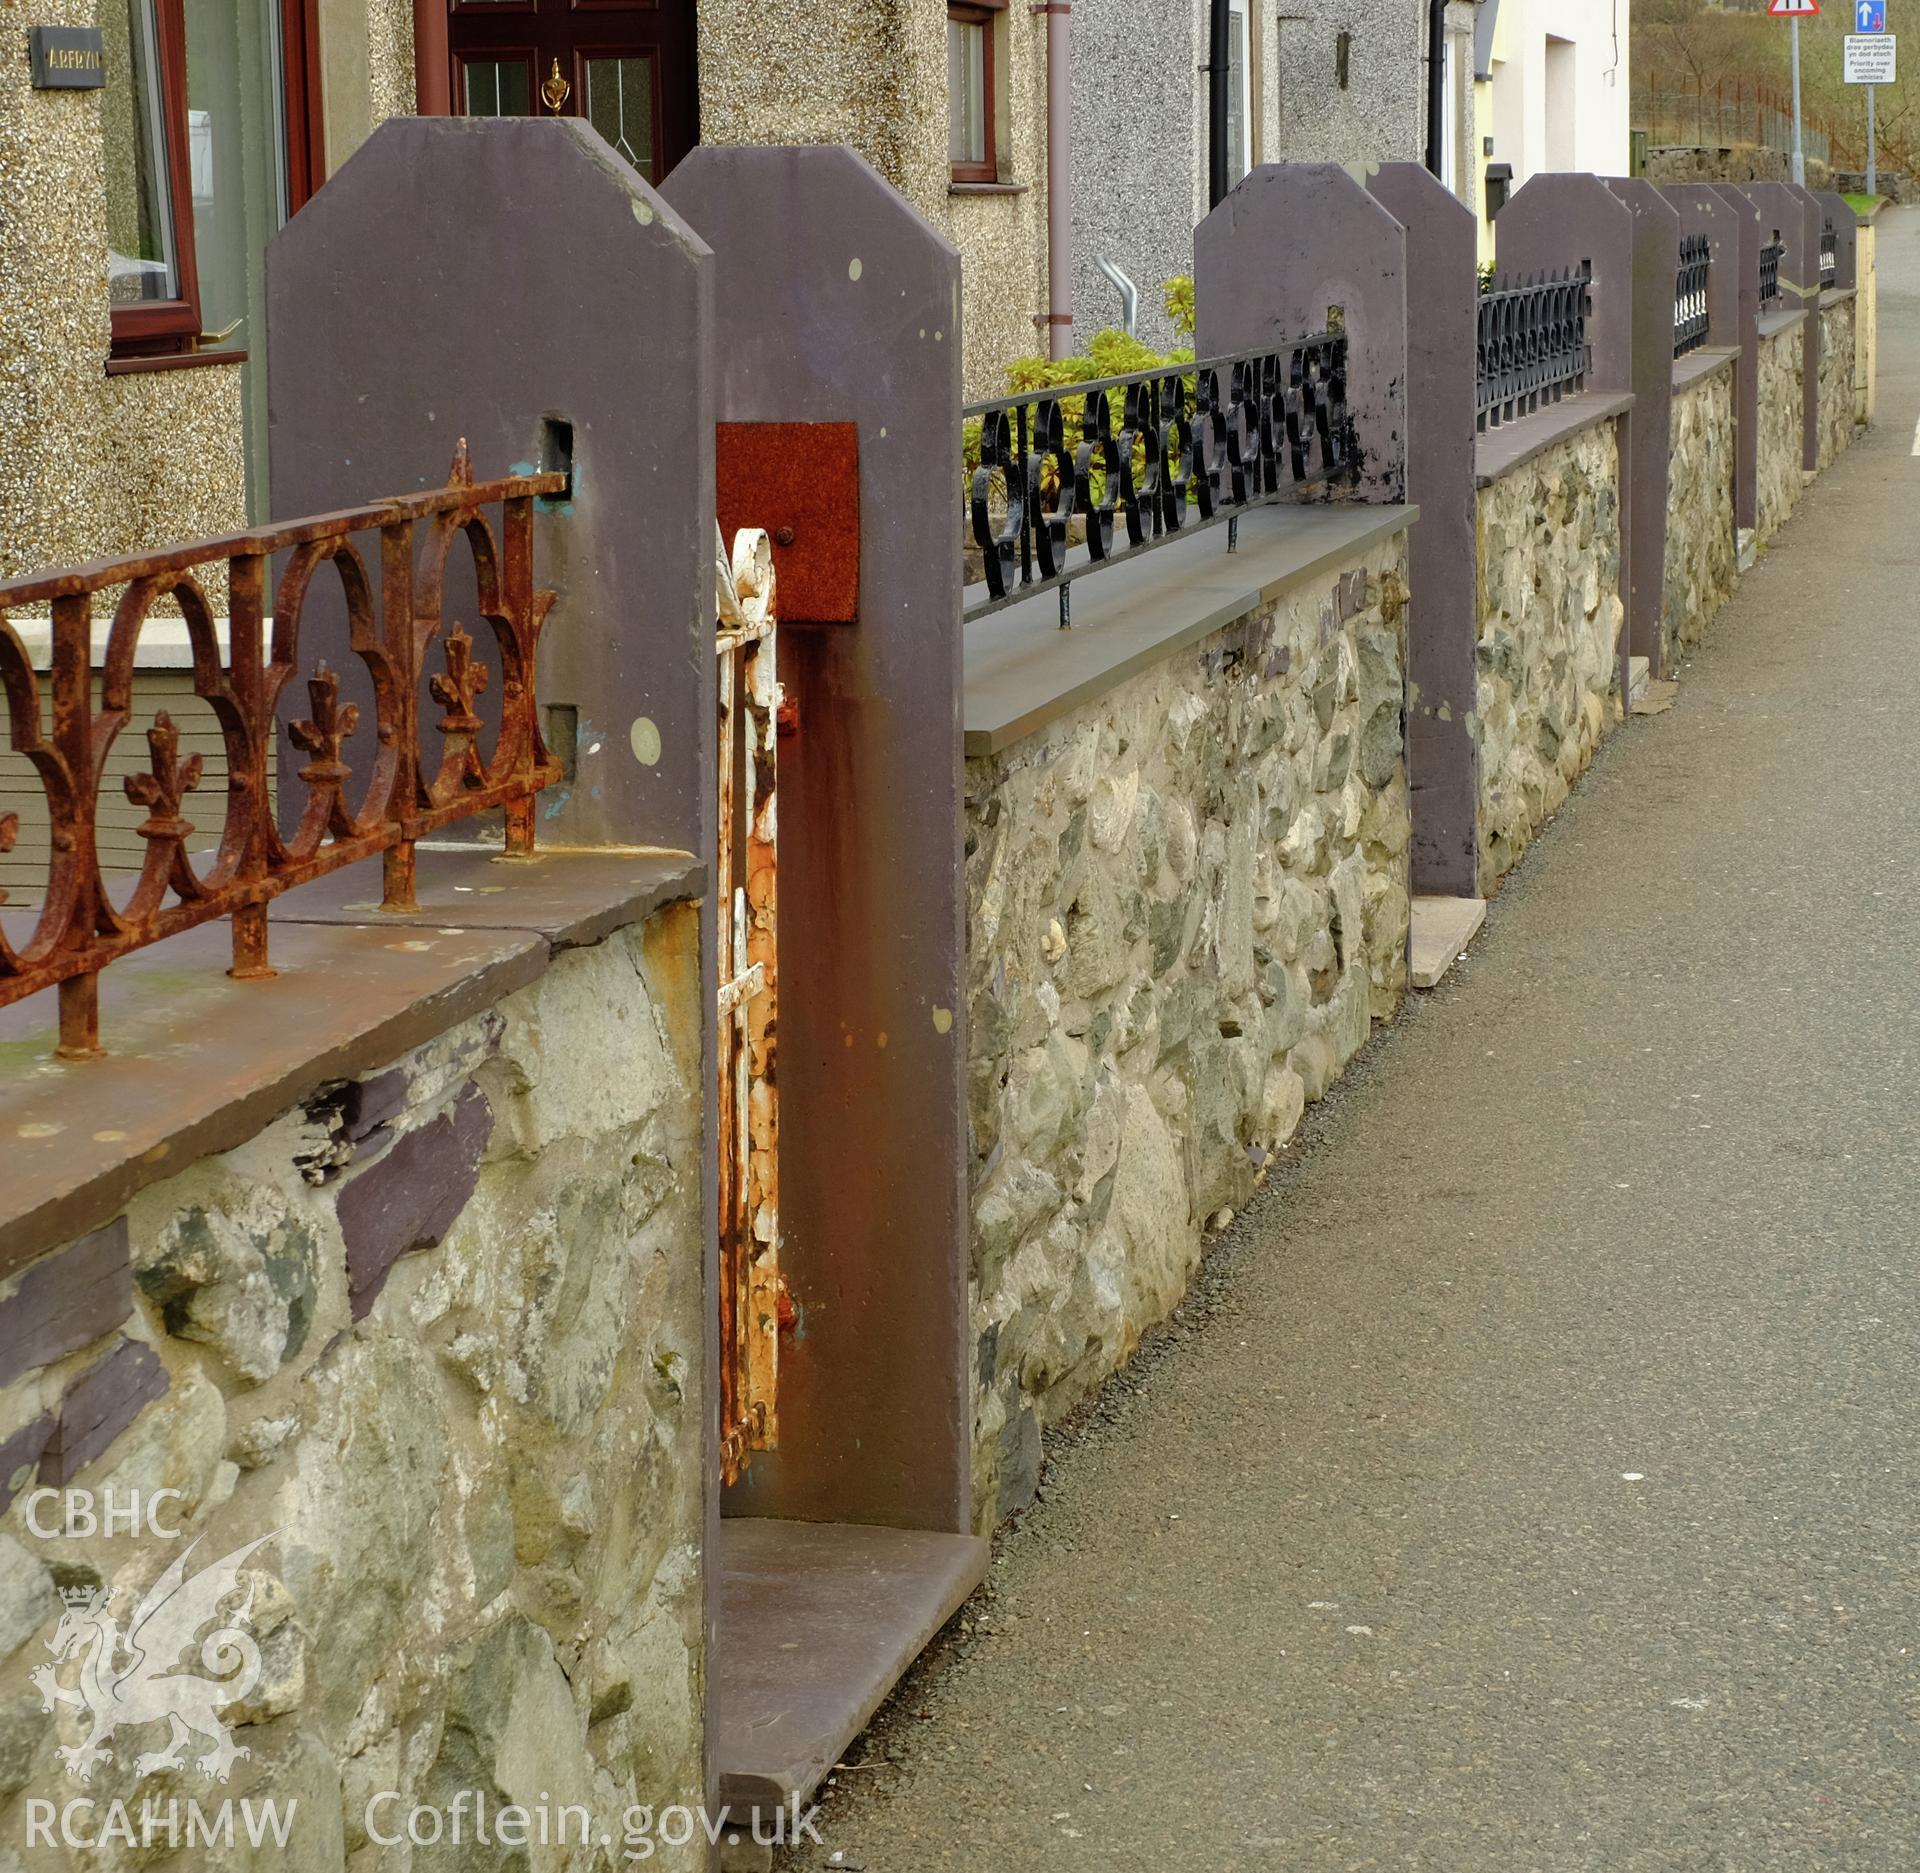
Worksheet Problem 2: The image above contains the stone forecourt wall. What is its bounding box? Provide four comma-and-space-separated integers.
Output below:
1664, 358, 1739, 666
965, 529, 1413, 1525
0, 906, 708, 1873
1475, 417, 1627, 897
1818, 295, 1859, 471
1756, 320, 1807, 543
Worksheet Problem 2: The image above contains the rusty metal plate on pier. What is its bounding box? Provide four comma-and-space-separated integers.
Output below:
717, 423, 859, 625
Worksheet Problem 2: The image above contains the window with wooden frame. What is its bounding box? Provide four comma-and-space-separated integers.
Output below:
947, 2, 999, 184
103, 0, 202, 358
104, 0, 323, 366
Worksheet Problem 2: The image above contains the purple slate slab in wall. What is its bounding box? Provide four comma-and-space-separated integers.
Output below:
0, 1216, 132, 1389
1193, 164, 1409, 503
1496, 174, 1635, 395
336, 1080, 493, 1320
663, 146, 971, 1537
1604, 178, 1681, 676
267, 121, 721, 1633
1740, 181, 1822, 470
1366, 163, 1478, 898
38, 1339, 169, 1484
266, 117, 716, 867
1811, 189, 1859, 289
1784, 184, 1828, 468
1679, 184, 1761, 532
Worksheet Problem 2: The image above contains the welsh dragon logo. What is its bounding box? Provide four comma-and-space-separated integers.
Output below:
31, 1533, 273, 1784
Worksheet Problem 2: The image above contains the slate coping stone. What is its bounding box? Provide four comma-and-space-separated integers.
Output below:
0, 847, 703, 1276
963, 503, 1420, 758
1474, 390, 1636, 489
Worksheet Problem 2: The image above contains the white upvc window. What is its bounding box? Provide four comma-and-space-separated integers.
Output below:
1227, 1, 1252, 181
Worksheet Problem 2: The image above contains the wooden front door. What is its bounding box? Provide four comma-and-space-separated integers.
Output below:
446, 0, 697, 183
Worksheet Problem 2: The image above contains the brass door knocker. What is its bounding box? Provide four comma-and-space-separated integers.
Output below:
540, 58, 571, 111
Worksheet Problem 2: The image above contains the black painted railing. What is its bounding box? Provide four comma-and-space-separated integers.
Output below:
1476, 265, 1591, 433
1675, 233, 1711, 358
1819, 219, 1837, 289
1760, 232, 1784, 308
963, 337, 1356, 627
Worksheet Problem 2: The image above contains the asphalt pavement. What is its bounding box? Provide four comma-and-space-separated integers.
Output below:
784, 206, 1920, 1872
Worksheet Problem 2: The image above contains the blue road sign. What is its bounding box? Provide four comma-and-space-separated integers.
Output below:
1857, 0, 1887, 32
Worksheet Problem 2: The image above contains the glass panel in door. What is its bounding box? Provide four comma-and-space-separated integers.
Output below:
584, 54, 657, 176
461, 56, 535, 115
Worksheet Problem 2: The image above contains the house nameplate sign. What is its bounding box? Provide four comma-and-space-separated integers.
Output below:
28, 27, 106, 89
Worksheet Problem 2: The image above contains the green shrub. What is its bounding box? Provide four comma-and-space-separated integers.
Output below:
1163, 274, 1196, 340
964, 291, 1199, 511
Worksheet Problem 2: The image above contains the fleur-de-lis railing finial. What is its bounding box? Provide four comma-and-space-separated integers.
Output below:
430, 627, 491, 788
123, 713, 207, 907
289, 664, 360, 781
124, 711, 204, 845
288, 664, 361, 836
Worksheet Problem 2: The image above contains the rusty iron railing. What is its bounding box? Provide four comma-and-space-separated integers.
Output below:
0, 443, 565, 1059
715, 525, 783, 1486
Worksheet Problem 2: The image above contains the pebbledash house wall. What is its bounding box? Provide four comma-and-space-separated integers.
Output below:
1755, 318, 1806, 543
1069, 0, 1430, 356
1663, 356, 1739, 665
698, 0, 1049, 401
1473, 415, 1626, 896
0, 904, 710, 1872
964, 527, 1414, 1524
0, 0, 244, 584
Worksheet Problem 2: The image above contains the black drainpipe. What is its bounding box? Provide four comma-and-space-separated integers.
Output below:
1425, 0, 1446, 176
1207, 0, 1231, 207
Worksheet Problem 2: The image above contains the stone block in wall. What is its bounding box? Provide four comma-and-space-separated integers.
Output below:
0, 1414, 55, 1515
134, 1204, 323, 1386
0, 1216, 132, 1389
36, 1338, 169, 1484
0, 1533, 58, 1661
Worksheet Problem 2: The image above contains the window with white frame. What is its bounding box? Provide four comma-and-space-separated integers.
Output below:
1227, 1, 1252, 182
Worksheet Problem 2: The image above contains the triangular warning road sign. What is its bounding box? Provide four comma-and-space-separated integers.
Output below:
1768, 0, 1820, 16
